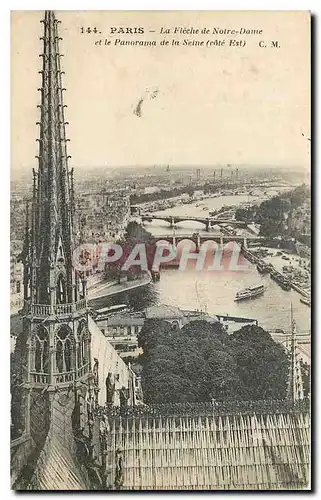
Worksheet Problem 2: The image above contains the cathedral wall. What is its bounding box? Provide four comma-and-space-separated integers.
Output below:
88, 316, 130, 406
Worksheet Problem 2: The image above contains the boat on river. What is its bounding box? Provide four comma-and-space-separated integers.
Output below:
270, 269, 291, 291
257, 261, 273, 274
300, 296, 311, 307
235, 283, 266, 302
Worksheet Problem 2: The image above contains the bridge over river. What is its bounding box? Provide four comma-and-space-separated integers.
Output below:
149, 232, 270, 248
141, 214, 248, 231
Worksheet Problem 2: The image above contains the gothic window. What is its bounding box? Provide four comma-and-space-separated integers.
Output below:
34, 326, 49, 373
56, 340, 63, 373
65, 339, 71, 372
56, 273, 67, 304
77, 322, 89, 368
35, 340, 42, 372
55, 325, 73, 373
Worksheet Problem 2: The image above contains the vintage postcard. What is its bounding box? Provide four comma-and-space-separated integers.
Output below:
11, 10, 311, 490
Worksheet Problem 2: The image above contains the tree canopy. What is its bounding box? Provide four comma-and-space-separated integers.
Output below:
235, 184, 310, 243
138, 320, 290, 403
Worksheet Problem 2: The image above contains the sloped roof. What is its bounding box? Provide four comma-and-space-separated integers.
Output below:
28, 439, 88, 490
26, 390, 90, 491
106, 411, 310, 490
144, 305, 184, 320
103, 314, 144, 327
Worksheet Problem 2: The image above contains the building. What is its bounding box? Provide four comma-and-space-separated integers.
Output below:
11, 241, 24, 311
75, 190, 130, 243
96, 306, 257, 359
98, 314, 144, 359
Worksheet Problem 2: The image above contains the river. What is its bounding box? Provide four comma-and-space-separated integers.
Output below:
145, 194, 259, 235
94, 193, 311, 350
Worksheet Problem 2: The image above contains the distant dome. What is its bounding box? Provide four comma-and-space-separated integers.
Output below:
144, 305, 184, 320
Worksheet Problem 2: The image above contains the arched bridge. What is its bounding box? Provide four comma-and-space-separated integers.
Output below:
141, 214, 248, 231
149, 233, 266, 249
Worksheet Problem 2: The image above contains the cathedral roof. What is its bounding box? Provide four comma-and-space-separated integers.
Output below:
105, 408, 310, 490
27, 437, 88, 490
14, 389, 91, 491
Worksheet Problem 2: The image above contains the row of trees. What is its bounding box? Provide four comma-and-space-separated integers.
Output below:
137, 319, 290, 404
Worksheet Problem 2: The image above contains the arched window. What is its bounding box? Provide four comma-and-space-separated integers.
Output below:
56, 340, 63, 373
65, 339, 71, 372
34, 326, 49, 373
35, 340, 42, 372
55, 325, 73, 374
77, 322, 89, 368
56, 273, 67, 304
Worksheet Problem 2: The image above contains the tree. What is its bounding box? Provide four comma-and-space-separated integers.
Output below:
228, 325, 289, 400
138, 319, 173, 354
138, 319, 289, 404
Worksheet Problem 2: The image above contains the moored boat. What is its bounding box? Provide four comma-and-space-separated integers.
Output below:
300, 296, 311, 307
257, 261, 272, 274
270, 270, 291, 291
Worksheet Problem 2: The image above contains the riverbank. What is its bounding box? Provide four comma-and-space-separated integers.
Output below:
252, 247, 311, 297
134, 185, 294, 215
88, 273, 152, 304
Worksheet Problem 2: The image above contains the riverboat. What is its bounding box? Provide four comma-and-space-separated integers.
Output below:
300, 296, 311, 307
256, 261, 272, 274
270, 270, 291, 291
235, 283, 266, 301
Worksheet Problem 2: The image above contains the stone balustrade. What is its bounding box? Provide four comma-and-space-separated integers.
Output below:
29, 299, 87, 317
31, 372, 49, 384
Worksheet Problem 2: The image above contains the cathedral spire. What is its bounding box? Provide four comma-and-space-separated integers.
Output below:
287, 303, 304, 404
26, 10, 76, 305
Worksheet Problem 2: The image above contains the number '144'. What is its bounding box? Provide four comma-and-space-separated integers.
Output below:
80, 27, 98, 34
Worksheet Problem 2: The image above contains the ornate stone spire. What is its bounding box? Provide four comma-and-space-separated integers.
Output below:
27, 10, 76, 305
287, 303, 304, 404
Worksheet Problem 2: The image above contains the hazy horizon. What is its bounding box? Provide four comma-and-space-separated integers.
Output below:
11, 162, 308, 185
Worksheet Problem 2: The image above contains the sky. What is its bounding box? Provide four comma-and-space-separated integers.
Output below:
11, 11, 310, 173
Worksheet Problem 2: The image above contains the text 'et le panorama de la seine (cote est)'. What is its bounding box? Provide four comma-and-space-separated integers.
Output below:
80, 26, 280, 49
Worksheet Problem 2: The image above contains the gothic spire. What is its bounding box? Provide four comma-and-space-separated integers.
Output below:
286, 303, 304, 404
27, 10, 76, 305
